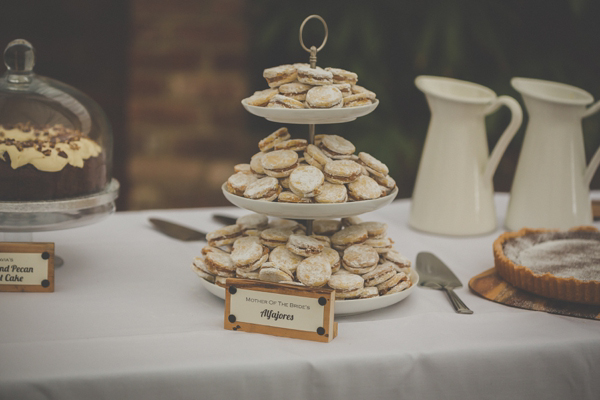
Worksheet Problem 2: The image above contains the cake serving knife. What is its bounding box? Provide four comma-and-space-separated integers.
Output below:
416, 252, 474, 314
149, 218, 207, 241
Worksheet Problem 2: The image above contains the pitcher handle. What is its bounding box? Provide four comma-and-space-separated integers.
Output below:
583, 100, 600, 185
482, 96, 523, 182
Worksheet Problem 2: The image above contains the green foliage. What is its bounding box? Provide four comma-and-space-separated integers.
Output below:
246, 0, 600, 197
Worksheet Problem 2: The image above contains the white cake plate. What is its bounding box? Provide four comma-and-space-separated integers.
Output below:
222, 184, 397, 220
199, 269, 418, 316
242, 99, 379, 124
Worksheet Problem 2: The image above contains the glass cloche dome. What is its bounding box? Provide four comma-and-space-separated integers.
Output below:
0, 39, 113, 202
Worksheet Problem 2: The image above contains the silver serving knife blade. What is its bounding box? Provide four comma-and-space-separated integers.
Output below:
149, 218, 207, 241
416, 252, 473, 314
212, 214, 238, 225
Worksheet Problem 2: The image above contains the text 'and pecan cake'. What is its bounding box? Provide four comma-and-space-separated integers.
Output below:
0, 123, 106, 201
493, 226, 600, 305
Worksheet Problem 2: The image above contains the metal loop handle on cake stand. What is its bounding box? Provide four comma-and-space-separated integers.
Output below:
299, 15, 328, 236
299, 15, 328, 69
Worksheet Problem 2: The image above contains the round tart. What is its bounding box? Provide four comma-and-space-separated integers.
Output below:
494, 226, 600, 305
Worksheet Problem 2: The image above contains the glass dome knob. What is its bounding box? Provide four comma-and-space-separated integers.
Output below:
4, 39, 35, 84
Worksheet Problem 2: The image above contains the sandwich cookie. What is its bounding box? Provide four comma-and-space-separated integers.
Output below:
296, 254, 332, 287
263, 64, 298, 88
233, 163, 253, 174
372, 173, 397, 192
278, 191, 313, 203
258, 261, 295, 283
268, 219, 306, 233
269, 245, 304, 274
358, 221, 388, 238
243, 177, 281, 201
250, 152, 266, 175
261, 150, 299, 178
324, 160, 362, 184
245, 88, 279, 106
362, 262, 396, 287
236, 268, 260, 280
274, 139, 308, 152
351, 84, 377, 99
309, 234, 331, 248
258, 127, 291, 152
214, 276, 229, 288
230, 236, 269, 271
332, 83, 352, 97
331, 225, 369, 251
286, 234, 324, 257
343, 92, 373, 108
384, 249, 412, 274
347, 175, 382, 201
267, 94, 306, 109
191, 256, 215, 282
259, 228, 294, 248
288, 165, 324, 198
325, 67, 358, 85
297, 66, 333, 86
358, 286, 380, 298
364, 237, 393, 254
341, 216, 363, 227
206, 224, 243, 247
226, 172, 258, 196
321, 247, 341, 273
304, 144, 331, 171
236, 213, 269, 231
306, 86, 343, 109
314, 182, 348, 203
376, 271, 409, 295
278, 82, 312, 101
342, 244, 380, 275
313, 219, 343, 236
328, 273, 365, 300
319, 135, 356, 159
357, 152, 389, 178
201, 245, 231, 256
204, 251, 237, 278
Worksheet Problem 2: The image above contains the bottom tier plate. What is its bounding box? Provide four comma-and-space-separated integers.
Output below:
199, 269, 418, 316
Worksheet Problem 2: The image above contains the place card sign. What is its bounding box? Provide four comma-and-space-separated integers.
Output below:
0, 242, 54, 292
224, 278, 337, 342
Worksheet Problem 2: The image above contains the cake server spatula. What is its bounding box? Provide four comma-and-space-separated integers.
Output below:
416, 252, 474, 314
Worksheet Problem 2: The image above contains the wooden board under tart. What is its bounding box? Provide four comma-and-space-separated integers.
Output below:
469, 268, 600, 320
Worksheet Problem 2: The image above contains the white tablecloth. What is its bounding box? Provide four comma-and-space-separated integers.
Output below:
1, 194, 599, 400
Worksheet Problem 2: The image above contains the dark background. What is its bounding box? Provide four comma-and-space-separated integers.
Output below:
1, 0, 600, 210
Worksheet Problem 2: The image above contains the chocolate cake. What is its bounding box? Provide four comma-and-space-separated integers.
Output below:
0, 123, 107, 201
494, 226, 600, 305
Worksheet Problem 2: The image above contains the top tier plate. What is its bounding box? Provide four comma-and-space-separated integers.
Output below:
241, 99, 379, 124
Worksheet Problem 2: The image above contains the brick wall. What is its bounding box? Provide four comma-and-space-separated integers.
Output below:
128, 0, 253, 209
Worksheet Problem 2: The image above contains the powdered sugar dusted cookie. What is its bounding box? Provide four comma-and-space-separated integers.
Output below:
243, 177, 281, 201
320, 135, 356, 159
297, 66, 333, 86
325, 67, 358, 85
245, 88, 279, 106
306, 85, 343, 109
296, 254, 332, 287
258, 127, 291, 152
226, 172, 258, 196
288, 165, 324, 198
261, 150, 299, 178
263, 64, 298, 88
278, 82, 312, 101
357, 152, 389, 178
286, 234, 324, 257
314, 182, 347, 203
347, 175, 382, 201
267, 94, 307, 109
324, 160, 362, 185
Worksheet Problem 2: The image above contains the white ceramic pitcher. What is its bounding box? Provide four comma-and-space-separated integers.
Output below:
505, 77, 600, 231
410, 76, 523, 236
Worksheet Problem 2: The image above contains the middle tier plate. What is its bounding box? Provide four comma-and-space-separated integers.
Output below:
242, 99, 379, 124
222, 184, 398, 219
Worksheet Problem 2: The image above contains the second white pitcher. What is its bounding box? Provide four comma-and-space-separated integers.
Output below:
410, 76, 523, 236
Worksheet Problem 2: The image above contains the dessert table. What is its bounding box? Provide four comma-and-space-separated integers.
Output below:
1, 193, 599, 400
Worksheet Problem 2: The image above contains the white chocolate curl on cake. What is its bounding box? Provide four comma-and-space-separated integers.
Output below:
0, 124, 102, 172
